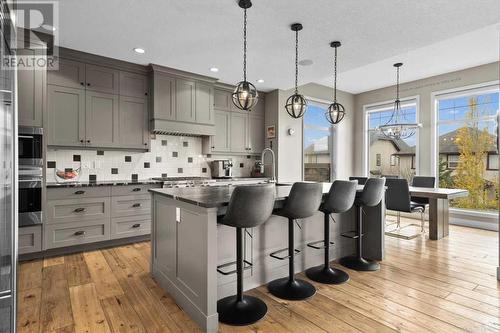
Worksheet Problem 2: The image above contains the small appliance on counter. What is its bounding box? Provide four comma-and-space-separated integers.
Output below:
251, 160, 264, 178
211, 159, 233, 178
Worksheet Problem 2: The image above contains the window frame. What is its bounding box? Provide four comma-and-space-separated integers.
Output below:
362, 95, 420, 177
486, 152, 499, 171
446, 153, 460, 170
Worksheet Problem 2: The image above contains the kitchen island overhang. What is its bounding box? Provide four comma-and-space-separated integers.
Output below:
149, 183, 385, 333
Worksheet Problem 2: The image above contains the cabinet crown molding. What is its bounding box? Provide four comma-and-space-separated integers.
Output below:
150, 64, 218, 84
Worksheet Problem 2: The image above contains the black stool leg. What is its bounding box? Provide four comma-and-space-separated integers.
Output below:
268, 219, 316, 300
218, 228, 267, 325
339, 207, 380, 271
305, 213, 349, 284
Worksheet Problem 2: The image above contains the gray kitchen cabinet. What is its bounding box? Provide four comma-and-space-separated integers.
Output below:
120, 71, 149, 98
230, 112, 248, 153
47, 58, 86, 89
45, 196, 110, 224
85, 91, 119, 147
46, 85, 86, 147
214, 88, 231, 111
248, 114, 264, 153
251, 95, 265, 116
213, 110, 230, 152
175, 78, 196, 123
110, 215, 151, 240
111, 194, 151, 218
119, 96, 149, 149
45, 219, 110, 249
195, 82, 214, 125
19, 225, 42, 254
85, 64, 120, 94
17, 47, 45, 127
152, 73, 176, 121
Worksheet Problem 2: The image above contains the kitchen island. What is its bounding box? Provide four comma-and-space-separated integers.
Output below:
149, 183, 385, 333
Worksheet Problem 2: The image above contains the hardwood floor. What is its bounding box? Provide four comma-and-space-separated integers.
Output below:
17, 221, 499, 333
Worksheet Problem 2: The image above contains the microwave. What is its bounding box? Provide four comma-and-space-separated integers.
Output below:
18, 126, 43, 168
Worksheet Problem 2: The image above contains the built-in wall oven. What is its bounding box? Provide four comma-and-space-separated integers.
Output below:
18, 127, 43, 227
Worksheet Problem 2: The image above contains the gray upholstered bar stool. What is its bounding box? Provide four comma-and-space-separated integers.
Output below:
306, 180, 357, 284
217, 183, 275, 326
339, 178, 386, 271
267, 182, 323, 301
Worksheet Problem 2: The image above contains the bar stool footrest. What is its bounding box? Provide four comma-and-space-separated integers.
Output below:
307, 240, 335, 250
269, 247, 301, 260
217, 259, 253, 275
341, 231, 364, 239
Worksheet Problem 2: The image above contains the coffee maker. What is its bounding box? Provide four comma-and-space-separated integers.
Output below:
211, 160, 233, 178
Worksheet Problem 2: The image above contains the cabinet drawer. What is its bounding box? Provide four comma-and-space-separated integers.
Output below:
47, 186, 111, 200
111, 184, 160, 196
111, 194, 151, 218
111, 215, 150, 240
45, 220, 109, 249
46, 197, 110, 224
19, 225, 42, 254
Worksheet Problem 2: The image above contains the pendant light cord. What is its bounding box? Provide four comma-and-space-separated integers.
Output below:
333, 45, 338, 102
243, 8, 247, 82
295, 29, 299, 94
396, 65, 400, 101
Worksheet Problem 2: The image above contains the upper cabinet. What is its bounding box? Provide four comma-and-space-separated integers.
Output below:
46, 54, 150, 150
150, 65, 217, 136
17, 47, 45, 127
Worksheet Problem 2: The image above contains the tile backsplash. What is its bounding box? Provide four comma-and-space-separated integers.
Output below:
46, 135, 258, 182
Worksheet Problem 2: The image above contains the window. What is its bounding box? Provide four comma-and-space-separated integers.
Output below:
303, 101, 332, 182
435, 86, 499, 212
487, 153, 499, 170
365, 98, 418, 180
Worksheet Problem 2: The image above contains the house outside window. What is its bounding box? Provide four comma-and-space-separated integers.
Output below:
435, 86, 499, 212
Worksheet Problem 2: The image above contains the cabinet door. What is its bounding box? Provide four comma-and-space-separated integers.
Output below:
230, 112, 248, 153
195, 82, 213, 125
85, 91, 119, 147
248, 115, 264, 153
85, 64, 120, 94
153, 74, 175, 120
214, 88, 231, 111
47, 85, 86, 147
119, 96, 149, 149
17, 48, 45, 127
251, 95, 265, 116
120, 71, 149, 98
47, 58, 86, 89
175, 79, 196, 122
213, 110, 230, 152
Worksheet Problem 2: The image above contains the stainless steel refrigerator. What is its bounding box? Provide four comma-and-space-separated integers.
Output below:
0, 1, 17, 332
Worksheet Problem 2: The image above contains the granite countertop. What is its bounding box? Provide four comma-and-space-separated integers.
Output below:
46, 179, 164, 188
149, 183, 348, 208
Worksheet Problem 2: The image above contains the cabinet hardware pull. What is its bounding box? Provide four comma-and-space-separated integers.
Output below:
80, 82, 84, 86
87, 83, 90, 86
74, 190, 85, 195
132, 203, 141, 208
132, 223, 141, 228
144, 143, 148, 146
211, 146, 215, 149
74, 230, 86, 236
132, 188, 141, 192
74, 207, 86, 213
144, 92, 148, 96
80, 139, 84, 143
86, 140, 90, 143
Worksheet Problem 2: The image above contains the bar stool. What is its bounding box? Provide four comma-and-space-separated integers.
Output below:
267, 182, 323, 301
305, 180, 358, 284
217, 183, 275, 326
339, 178, 385, 271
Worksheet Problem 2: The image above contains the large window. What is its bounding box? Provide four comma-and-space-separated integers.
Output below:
436, 86, 499, 212
303, 101, 332, 182
365, 99, 418, 181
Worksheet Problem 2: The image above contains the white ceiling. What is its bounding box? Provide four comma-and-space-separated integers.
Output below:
51, 0, 500, 94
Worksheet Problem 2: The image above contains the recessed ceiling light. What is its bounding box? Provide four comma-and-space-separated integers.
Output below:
257, 79, 264, 83
209, 67, 219, 72
299, 59, 313, 66
133, 48, 145, 54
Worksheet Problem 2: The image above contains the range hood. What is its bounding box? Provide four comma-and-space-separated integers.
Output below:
150, 64, 217, 137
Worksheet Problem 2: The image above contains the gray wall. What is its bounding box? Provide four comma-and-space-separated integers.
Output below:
264, 83, 355, 182
353, 61, 500, 176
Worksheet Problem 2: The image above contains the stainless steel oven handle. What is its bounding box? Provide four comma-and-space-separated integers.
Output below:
18, 135, 34, 139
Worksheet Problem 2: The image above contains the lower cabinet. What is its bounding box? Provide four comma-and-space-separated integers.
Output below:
19, 225, 42, 254
44, 184, 159, 250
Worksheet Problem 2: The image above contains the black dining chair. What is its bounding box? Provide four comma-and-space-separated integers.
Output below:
216, 183, 275, 326
349, 176, 367, 185
384, 178, 425, 240
411, 176, 435, 207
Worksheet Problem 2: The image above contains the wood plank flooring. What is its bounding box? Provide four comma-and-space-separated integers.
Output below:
17, 221, 499, 333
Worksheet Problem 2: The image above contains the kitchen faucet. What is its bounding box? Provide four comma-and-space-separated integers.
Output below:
258, 148, 276, 183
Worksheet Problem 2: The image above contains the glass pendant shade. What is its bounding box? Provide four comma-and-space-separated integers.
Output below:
325, 101, 345, 124
232, 81, 258, 111
285, 93, 307, 119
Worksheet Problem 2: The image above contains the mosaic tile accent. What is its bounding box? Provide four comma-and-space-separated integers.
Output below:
97, 151, 104, 156
156, 156, 162, 163
144, 162, 150, 168
183, 141, 188, 147
172, 152, 178, 157
188, 157, 193, 163
161, 140, 168, 146
111, 168, 118, 174
89, 174, 97, 181
47, 161, 56, 168
73, 155, 81, 162
125, 156, 132, 162
178, 168, 183, 174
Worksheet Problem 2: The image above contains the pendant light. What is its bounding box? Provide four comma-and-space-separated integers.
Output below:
232, 0, 258, 111
377, 63, 421, 140
325, 41, 345, 124
285, 23, 307, 119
